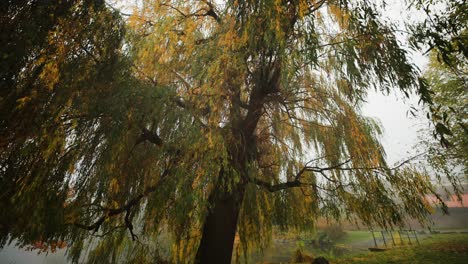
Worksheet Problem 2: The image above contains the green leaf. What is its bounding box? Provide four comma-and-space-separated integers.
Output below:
435, 122, 453, 136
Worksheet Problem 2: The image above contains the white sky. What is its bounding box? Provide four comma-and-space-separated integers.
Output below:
361, 0, 431, 164
363, 91, 425, 164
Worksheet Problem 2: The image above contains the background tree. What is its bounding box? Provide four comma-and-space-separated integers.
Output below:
409, 0, 467, 146
408, 0, 466, 194
415, 51, 467, 197
409, 0, 466, 67
0, 0, 461, 263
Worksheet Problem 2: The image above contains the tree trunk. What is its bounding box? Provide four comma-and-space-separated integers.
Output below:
195, 187, 245, 264
194, 114, 255, 263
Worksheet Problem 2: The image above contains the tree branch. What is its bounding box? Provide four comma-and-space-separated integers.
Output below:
250, 153, 426, 193
306, 0, 328, 15
135, 127, 163, 146
160, 2, 220, 23
72, 168, 171, 237
251, 178, 302, 192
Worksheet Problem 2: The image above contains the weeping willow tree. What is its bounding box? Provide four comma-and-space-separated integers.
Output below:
0, 0, 459, 263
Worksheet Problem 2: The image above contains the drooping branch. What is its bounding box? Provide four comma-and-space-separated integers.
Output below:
251, 154, 426, 193
199, 0, 220, 23
321, 153, 427, 172
160, 1, 220, 23
305, 0, 328, 15
71, 136, 186, 238
135, 127, 163, 146
251, 178, 302, 192
104, 1, 132, 17
250, 157, 324, 192
72, 167, 171, 239
124, 208, 137, 241
72, 184, 158, 239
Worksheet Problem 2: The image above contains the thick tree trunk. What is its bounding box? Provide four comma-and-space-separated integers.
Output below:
194, 95, 259, 263
195, 187, 244, 264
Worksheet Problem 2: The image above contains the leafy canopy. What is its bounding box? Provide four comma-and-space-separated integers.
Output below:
0, 0, 461, 263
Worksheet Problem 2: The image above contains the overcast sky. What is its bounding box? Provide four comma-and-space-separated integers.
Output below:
361, 0, 430, 164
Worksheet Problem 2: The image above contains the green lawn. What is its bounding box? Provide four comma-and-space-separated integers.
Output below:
336, 231, 374, 245
332, 233, 468, 264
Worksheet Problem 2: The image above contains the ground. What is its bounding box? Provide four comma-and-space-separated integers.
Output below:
332, 233, 468, 264
1, 231, 467, 263
247, 232, 468, 263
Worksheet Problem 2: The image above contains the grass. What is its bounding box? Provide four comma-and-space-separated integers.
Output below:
336, 231, 374, 245
331, 233, 468, 264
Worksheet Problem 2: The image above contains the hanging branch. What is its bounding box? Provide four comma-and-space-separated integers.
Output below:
160, 1, 220, 23
71, 161, 175, 239
251, 153, 427, 192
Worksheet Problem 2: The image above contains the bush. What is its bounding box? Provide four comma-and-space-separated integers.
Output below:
323, 224, 346, 242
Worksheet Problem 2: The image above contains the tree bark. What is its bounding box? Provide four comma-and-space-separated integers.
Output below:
195, 185, 245, 264
194, 63, 272, 263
